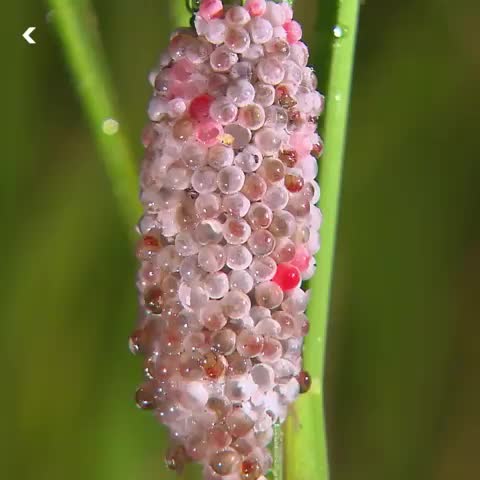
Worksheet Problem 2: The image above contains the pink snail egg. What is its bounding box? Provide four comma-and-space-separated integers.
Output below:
196, 121, 224, 147
290, 245, 311, 272
283, 20, 303, 44
246, 0, 267, 17
199, 0, 224, 21
272, 263, 301, 291
189, 94, 215, 121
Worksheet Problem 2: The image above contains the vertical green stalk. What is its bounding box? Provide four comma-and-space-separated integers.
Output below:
285, 1, 360, 480
171, 1, 194, 27
48, 0, 140, 233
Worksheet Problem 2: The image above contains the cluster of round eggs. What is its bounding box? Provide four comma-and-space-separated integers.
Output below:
131, 1, 323, 478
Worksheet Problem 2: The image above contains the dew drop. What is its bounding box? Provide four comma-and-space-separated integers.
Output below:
46, 10, 55, 23
333, 24, 347, 39
102, 118, 119, 135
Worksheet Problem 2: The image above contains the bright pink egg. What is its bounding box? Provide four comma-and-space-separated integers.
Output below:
290, 246, 310, 272
189, 94, 214, 122
272, 263, 301, 291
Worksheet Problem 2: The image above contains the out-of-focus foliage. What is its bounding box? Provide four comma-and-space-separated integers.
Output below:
1, 1, 479, 479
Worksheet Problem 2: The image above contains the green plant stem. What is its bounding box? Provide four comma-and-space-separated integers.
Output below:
48, 0, 139, 233
171, 2, 193, 27
273, 423, 284, 480
285, 1, 360, 480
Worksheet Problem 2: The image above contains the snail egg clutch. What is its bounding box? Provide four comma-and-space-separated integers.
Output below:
132, 0, 323, 478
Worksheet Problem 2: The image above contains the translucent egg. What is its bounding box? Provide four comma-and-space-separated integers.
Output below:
225, 5, 251, 26
264, 38, 290, 60
236, 329, 264, 357
208, 73, 229, 97
225, 27, 251, 54
251, 363, 275, 391
211, 328, 237, 355
185, 434, 209, 461
195, 193, 221, 219
210, 45, 238, 72
224, 123, 252, 149
186, 37, 213, 64
179, 255, 203, 284
254, 128, 282, 155
262, 158, 285, 183
249, 17, 273, 44
234, 146, 263, 172
230, 61, 254, 81
217, 165, 245, 194
271, 238, 296, 263
175, 230, 199, 256
254, 281, 284, 309
227, 79, 256, 107
200, 300, 228, 331
226, 409, 255, 439
191, 166, 218, 193
207, 144, 235, 170
249, 256, 277, 282
229, 270, 254, 293
290, 42, 309, 67
283, 60, 304, 86
181, 141, 208, 170
259, 337, 283, 363
195, 121, 223, 147
255, 83, 276, 107
209, 96, 239, 125
246, 202, 273, 229
238, 104, 266, 131
254, 317, 281, 337
247, 230, 276, 257
209, 450, 241, 476
250, 305, 271, 323
168, 32, 193, 60
156, 245, 182, 272
256, 58, 285, 85
207, 427, 232, 455
226, 352, 253, 377
222, 192, 251, 217
198, 244, 226, 272
154, 70, 170, 95
282, 288, 310, 314
173, 118, 195, 141
269, 210, 296, 237
205, 19, 227, 45
204, 272, 229, 299
223, 217, 252, 245
264, 105, 289, 129
164, 166, 191, 190
263, 185, 289, 210
272, 311, 296, 339
263, 1, 286, 27
242, 173, 267, 201
194, 219, 224, 245
148, 96, 168, 122
226, 245, 253, 270
223, 290, 251, 319
242, 44, 264, 61
179, 351, 204, 381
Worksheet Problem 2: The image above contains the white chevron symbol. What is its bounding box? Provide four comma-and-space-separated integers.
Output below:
22, 27, 36, 45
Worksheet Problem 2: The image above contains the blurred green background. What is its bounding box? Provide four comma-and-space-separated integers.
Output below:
2, 0, 479, 479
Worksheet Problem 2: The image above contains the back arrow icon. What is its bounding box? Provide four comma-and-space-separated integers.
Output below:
23, 27, 36, 45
